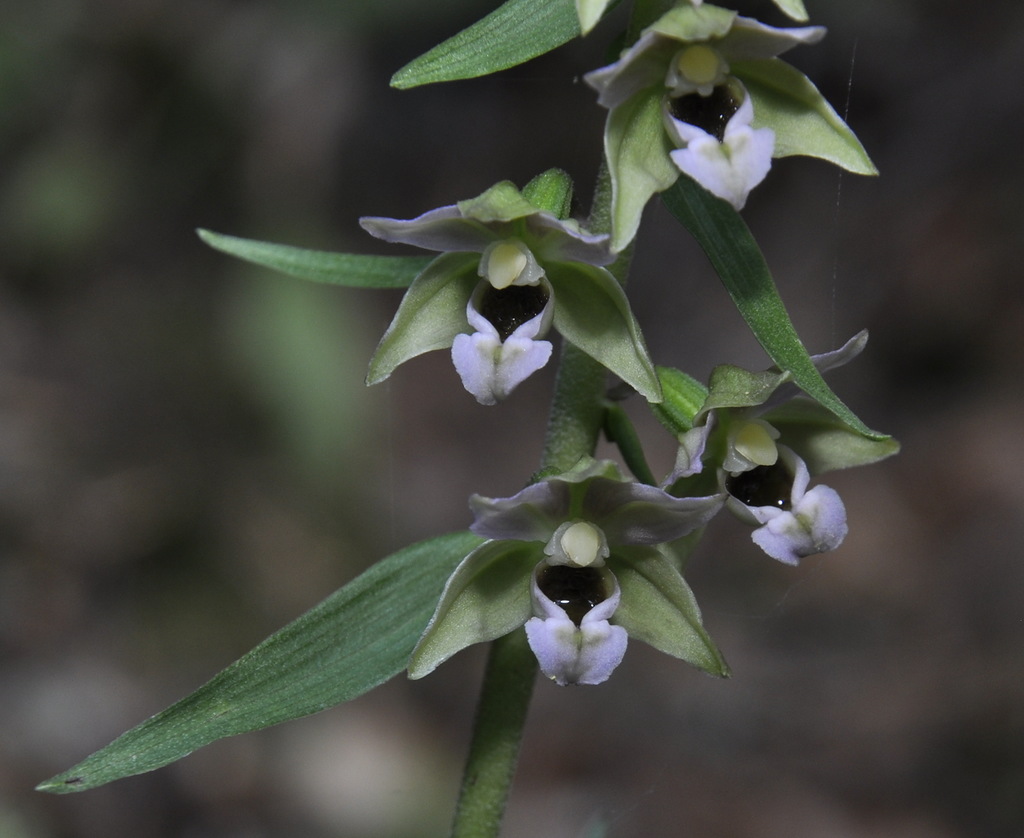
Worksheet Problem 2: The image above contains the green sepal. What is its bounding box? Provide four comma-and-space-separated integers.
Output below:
547, 261, 662, 402
197, 229, 432, 288
605, 86, 679, 252
391, 0, 580, 89
763, 397, 901, 474
37, 531, 484, 794
522, 168, 574, 219
734, 58, 877, 175
365, 252, 479, 385
651, 365, 710, 436
576, 0, 613, 34
408, 540, 540, 679
703, 363, 786, 414
458, 181, 546, 224
602, 402, 657, 486
610, 546, 728, 677
647, 3, 735, 41
771, 0, 809, 22
661, 175, 887, 440
658, 528, 707, 574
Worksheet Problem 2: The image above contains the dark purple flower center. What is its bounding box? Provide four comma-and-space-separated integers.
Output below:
669, 84, 741, 142
537, 564, 608, 626
477, 283, 549, 342
726, 460, 793, 509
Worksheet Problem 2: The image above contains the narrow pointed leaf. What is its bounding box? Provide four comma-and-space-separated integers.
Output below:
734, 58, 877, 175
198, 229, 432, 288
391, 0, 580, 89
37, 531, 484, 794
662, 175, 887, 439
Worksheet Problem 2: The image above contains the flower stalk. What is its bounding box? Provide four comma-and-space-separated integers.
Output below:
449, 630, 537, 838
449, 164, 633, 836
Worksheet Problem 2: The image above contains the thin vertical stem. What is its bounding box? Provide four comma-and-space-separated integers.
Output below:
448, 631, 538, 838
539, 342, 609, 475
448, 4, 656, 824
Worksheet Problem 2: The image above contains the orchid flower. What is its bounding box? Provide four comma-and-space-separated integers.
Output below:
360, 175, 660, 404
408, 459, 728, 685
584, 3, 827, 249
663, 332, 899, 563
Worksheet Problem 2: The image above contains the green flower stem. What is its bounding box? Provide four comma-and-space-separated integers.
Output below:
539, 342, 610, 475
450, 121, 641, 838
447, 337, 609, 838
448, 630, 538, 838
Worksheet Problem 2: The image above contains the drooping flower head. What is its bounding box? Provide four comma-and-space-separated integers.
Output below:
584, 3, 868, 250
360, 172, 661, 405
661, 332, 899, 564
408, 459, 728, 685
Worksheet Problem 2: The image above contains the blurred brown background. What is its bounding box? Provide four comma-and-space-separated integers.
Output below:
2, 0, 1022, 836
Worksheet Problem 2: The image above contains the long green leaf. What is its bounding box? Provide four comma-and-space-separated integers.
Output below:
37, 531, 483, 794
198, 229, 432, 288
661, 176, 886, 440
391, 0, 580, 89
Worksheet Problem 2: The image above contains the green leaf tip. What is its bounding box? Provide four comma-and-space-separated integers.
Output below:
37, 531, 483, 794
662, 176, 888, 441
197, 229, 432, 289
772, 0, 809, 22
576, 0, 614, 34
390, 0, 580, 89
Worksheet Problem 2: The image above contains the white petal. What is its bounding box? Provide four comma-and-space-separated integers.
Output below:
451, 332, 552, 405
748, 478, 847, 565
525, 563, 628, 685
667, 92, 774, 209
669, 124, 774, 209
